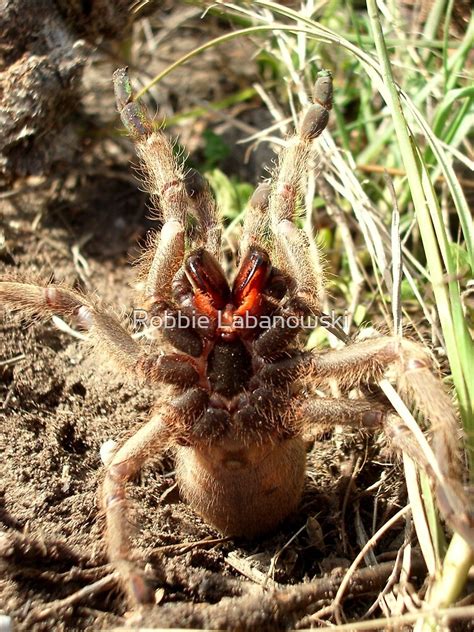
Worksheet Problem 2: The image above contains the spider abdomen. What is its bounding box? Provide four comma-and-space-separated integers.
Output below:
174, 437, 306, 537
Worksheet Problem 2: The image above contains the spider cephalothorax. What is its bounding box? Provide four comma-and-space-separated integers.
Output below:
1, 67, 473, 608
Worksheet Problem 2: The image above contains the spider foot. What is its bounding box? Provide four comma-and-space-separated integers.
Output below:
116, 560, 156, 606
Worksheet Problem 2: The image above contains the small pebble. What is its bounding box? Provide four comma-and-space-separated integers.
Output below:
100, 439, 118, 467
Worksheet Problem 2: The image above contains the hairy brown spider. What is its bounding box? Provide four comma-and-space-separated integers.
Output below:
1, 67, 473, 607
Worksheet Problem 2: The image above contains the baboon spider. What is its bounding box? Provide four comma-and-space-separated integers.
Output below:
1, 67, 473, 607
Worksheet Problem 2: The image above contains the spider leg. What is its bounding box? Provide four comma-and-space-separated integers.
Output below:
301, 396, 385, 429
309, 335, 474, 545
137, 352, 201, 389
113, 69, 220, 311
0, 280, 140, 370
311, 336, 463, 470
241, 181, 272, 255
102, 413, 172, 605
183, 167, 221, 258
0, 277, 212, 392
383, 413, 474, 546
264, 73, 332, 315
102, 384, 210, 606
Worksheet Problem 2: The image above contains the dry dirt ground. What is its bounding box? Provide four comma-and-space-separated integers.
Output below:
0, 10, 459, 630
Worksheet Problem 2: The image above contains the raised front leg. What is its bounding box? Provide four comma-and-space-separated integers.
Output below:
271, 72, 332, 315
113, 68, 185, 308
113, 68, 221, 314
241, 73, 333, 316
